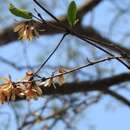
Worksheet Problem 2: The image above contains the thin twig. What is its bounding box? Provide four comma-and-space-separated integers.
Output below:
0, 56, 126, 86
32, 0, 130, 70
104, 89, 130, 106
0, 56, 21, 70
71, 31, 130, 69
33, 33, 68, 76
34, 8, 66, 33
2, 56, 125, 86
44, 56, 127, 80
33, 0, 60, 23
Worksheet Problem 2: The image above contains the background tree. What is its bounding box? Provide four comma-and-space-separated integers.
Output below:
0, 0, 130, 130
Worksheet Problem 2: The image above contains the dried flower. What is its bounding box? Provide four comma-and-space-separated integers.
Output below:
0, 77, 14, 103
0, 70, 44, 103
52, 67, 67, 86
20, 71, 42, 100
14, 20, 39, 40
56, 68, 66, 85
39, 67, 67, 88
22, 70, 33, 81
40, 78, 53, 87
25, 88, 38, 100
24, 82, 42, 100
12, 84, 26, 98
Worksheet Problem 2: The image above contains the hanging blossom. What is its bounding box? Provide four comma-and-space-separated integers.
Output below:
21, 71, 42, 100
39, 67, 68, 87
0, 67, 68, 103
0, 71, 43, 103
17, 71, 43, 100
0, 77, 15, 103
14, 20, 39, 40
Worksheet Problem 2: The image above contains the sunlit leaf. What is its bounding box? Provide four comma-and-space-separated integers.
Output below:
9, 3, 32, 19
67, 1, 77, 26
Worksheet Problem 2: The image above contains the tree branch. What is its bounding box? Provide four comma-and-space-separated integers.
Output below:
1, 0, 130, 61
0, 0, 101, 45
15, 73, 130, 104
105, 89, 130, 106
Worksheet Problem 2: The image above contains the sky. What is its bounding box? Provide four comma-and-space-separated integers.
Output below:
0, 0, 130, 130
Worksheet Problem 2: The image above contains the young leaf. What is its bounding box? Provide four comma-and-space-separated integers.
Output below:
9, 3, 32, 19
67, 1, 77, 26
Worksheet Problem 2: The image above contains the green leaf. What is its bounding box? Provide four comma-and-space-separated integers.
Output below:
8, 3, 32, 19
67, 1, 77, 26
